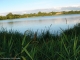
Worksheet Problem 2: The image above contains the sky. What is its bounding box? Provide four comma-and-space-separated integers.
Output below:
0, 0, 80, 13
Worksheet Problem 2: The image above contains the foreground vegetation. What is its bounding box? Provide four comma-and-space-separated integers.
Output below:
0, 10, 80, 20
0, 23, 80, 60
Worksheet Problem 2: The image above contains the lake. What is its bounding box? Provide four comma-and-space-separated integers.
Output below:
0, 14, 80, 34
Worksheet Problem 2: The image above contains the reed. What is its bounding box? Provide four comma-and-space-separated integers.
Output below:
0, 23, 80, 60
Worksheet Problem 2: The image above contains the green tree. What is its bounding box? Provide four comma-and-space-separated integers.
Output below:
6, 13, 13, 19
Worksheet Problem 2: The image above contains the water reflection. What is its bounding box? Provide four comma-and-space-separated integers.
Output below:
0, 14, 80, 33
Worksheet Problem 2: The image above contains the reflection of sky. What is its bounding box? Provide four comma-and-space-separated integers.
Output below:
0, 14, 80, 33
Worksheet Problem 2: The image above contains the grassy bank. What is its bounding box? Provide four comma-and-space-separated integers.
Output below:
0, 23, 80, 60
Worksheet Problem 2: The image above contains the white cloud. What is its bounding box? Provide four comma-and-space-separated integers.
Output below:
0, 5, 80, 16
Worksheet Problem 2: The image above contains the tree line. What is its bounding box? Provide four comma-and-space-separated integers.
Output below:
62, 10, 80, 14
0, 11, 56, 20
0, 11, 80, 20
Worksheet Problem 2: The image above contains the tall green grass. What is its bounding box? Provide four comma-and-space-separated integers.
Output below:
0, 23, 80, 60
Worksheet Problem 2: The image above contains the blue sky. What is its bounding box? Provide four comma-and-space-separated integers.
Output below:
0, 0, 80, 13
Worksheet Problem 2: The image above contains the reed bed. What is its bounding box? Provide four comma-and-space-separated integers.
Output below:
0, 23, 80, 60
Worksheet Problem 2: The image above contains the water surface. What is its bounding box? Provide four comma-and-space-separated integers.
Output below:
0, 14, 80, 34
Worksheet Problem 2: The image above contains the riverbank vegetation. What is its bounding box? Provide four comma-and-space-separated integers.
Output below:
0, 10, 80, 20
0, 23, 80, 60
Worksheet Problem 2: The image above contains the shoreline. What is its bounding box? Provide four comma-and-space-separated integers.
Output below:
0, 10, 80, 20
0, 13, 80, 21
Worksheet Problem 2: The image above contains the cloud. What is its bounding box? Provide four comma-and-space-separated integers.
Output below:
0, 5, 80, 16
60, 6, 80, 11
24, 6, 80, 13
